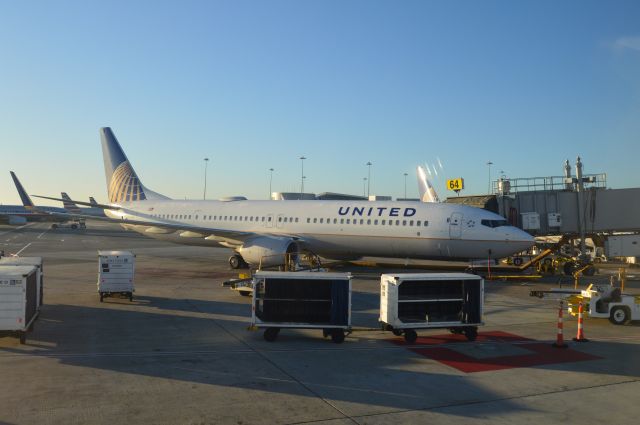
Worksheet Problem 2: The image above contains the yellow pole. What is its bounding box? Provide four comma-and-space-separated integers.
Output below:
619, 267, 626, 292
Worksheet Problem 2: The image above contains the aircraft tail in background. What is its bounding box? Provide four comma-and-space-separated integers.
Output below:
10, 171, 35, 208
417, 166, 440, 203
61, 192, 82, 213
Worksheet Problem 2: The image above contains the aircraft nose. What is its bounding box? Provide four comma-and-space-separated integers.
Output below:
506, 227, 535, 251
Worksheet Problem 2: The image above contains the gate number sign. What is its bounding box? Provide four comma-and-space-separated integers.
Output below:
446, 178, 464, 192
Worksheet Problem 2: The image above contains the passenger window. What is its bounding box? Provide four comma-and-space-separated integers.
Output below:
410, 220, 414, 226
289, 217, 293, 222
381, 220, 386, 225
278, 217, 282, 222
403, 220, 407, 226
295, 218, 299, 223
346, 219, 350, 224
367, 219, 371, 225
313, 218, 317, 223
340, 218, 344, 224
333, 218, 337, 224
424, 221, 429, 226
416, 220, 421, 226
195, 215, 198, 220
360, 219, 364, 224
374, 219, 378, 225
320, 218, 324, 223
307, 218, 311, 223
396, 220, 400, 226
268, 217, 272, 222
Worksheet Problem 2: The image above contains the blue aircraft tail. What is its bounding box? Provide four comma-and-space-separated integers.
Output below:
100, 127, 168, 203
10, 172, 34, 207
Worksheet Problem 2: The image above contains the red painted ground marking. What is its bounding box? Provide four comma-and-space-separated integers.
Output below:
390, 331, 601, 373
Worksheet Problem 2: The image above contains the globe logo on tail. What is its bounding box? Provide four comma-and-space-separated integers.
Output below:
108, 161, 147, 202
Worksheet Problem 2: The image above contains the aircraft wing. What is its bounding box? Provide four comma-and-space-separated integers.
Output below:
38, 210, 257, 243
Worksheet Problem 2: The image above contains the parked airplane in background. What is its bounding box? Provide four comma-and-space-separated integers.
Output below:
417, 165, 440, 203
61, 192, 106, 217
36, 127, 534, 268
0, 172, 70, 226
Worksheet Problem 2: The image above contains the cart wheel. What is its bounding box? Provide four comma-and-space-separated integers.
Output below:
449, 328, 464, 335
19, 332, 26, 344
264, 328, 279, 342
239, 291, 252, 297
392, 329, 403, 336
331, 329, 345, 344
323, 329, 331, 338
100, 293, 104, 302
404, 329, 418, 344
464, 327, 478, 342
609, 306, 630, 325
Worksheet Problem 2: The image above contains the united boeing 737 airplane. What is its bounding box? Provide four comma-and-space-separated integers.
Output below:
36, 127, 534, 269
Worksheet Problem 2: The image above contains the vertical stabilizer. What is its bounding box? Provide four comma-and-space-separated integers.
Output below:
61, 192, 82, 213
100, 127, 168, 203
417, 166, 440, 203
10, 172, 35, 207
89, 197, 98, 206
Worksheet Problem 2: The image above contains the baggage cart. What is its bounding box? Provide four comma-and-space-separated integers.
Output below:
0, 256, 44, 308
97, 250, 135, 302
251, 271, 352, 343
380, 273, 484, 343
0, 265, 39, 343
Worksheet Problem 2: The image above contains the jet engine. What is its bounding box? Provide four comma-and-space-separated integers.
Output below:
238, 236, 299, 267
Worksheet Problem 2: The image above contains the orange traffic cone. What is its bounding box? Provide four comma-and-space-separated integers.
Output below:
573, 301, 589, 342
552, 300, 568, 348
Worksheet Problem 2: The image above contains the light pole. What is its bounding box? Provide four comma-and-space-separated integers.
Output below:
268, 168, 274, 200
203, 158, 209, 200
363, 177, 367, 197
403, 172, 408, 199
366, 161, 372, 198
486, 161, 493, 194
300, 156, 306, 197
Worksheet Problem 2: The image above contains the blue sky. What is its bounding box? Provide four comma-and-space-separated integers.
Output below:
1, 0, 639, 204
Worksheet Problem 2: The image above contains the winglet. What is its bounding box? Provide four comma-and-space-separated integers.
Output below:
10, 172, 34, 207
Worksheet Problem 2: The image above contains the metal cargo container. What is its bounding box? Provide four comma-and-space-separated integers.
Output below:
0, 257, 44, 308
380, 273, 484, 343
0, 265, 38, 343
97, 250, 135, 302
605, 235, 640, 258
251, 271, 352, 343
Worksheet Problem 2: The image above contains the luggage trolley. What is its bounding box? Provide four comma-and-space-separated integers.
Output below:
251, 271, 352, 343
380, 273, 484, 343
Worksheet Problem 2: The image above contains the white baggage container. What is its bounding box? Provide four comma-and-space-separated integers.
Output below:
0, 265, 38, 344
0, 257, 44, 309
97, 250, 135, 302
380, 273, 484, 343
251, 271, 352, 343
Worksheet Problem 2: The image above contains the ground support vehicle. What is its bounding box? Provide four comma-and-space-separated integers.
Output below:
530, 284, 640, 325
97, 251, 135, 302
0, 266, 38, 344
251, 271, 352, 343
379, 273, 484, 343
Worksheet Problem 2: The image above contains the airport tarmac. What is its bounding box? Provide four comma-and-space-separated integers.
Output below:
1, 221, 639, 424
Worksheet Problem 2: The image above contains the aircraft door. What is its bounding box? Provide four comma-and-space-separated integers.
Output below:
449, 212, 463, 239
266, 213, 274, 228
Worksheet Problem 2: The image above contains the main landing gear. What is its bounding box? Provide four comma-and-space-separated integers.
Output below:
229, 254, 249, 269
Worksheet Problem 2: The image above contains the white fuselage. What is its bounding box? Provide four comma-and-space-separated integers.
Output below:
106, 199, 533, 261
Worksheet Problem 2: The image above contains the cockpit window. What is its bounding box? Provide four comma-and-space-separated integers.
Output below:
481, 219, 508, 228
